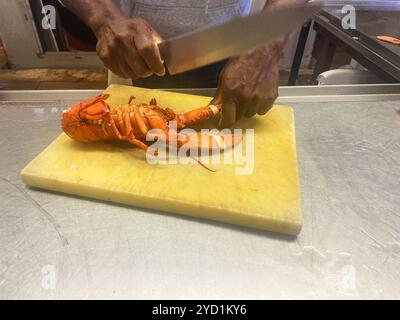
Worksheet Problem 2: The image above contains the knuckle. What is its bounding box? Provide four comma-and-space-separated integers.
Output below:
105, 38, 118, 50
97, 48, 110, 61
131, 18, 152, 35
133, 17, 146, 26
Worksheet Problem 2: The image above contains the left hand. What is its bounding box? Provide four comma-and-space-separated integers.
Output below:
212, 42, 283, 128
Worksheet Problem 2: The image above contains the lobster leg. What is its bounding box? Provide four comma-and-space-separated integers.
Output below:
108, 116, 152, 153
128, 95, 136, 105
134, 106, 151, 138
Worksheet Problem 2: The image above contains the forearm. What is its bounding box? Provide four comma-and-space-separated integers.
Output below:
61, 0, 126, 35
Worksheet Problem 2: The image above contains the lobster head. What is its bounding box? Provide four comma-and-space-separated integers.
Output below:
61, 94, 110, 142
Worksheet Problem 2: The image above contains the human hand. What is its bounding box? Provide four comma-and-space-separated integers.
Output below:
95, 18, 165, 79
212, 42, 283, 128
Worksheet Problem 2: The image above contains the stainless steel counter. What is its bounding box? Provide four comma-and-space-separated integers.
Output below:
1, 85, 400, 299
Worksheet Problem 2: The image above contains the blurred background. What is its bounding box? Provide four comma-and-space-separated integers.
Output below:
0, 0, 399, 90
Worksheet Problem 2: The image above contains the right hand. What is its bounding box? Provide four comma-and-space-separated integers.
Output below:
95, 18, 165, 79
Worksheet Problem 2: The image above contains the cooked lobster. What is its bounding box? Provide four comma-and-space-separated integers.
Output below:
61, 94, 241, 158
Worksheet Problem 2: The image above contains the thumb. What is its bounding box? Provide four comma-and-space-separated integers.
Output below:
150, 29, 166, 76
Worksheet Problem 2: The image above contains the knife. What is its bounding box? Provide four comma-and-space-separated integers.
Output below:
158, 3, 321, 75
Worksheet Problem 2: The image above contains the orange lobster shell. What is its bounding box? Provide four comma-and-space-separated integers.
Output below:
62, 94, 241, 159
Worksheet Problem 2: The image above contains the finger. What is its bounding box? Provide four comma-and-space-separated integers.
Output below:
235, 103, 247, 121
134, 33, 165, 76
125, 45, 152, 78
244, 97, 261, 118
258, 90, 278, 115
118, 58, 138, 79
108, 61, 129, 79
219, 98, 237, 128
102, 60, 122, 77
101, 48, 133, 79
97, 48, 122, 78
210, 88, 222, 106
257, 99, 275, 115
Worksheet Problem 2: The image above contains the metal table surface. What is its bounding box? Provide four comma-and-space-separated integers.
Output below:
1, 85, 400, 299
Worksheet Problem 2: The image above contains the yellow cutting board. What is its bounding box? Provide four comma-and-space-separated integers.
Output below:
21, 85, 302, 235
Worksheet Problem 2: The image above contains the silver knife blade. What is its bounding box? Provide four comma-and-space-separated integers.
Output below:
158, 4, 320, 75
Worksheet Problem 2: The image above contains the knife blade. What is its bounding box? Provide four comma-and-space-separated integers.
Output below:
158, 4, 321, 75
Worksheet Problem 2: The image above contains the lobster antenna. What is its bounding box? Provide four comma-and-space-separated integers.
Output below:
190, 156, 216, 173
128, 96, 136, 105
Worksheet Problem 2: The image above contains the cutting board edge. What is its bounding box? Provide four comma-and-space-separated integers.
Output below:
108, 85, 215, 101
20, 170, 302, 236
288, 107, 302, 231
107, 85, 295, 113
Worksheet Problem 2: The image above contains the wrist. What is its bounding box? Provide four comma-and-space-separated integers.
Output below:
259, 39, 285, 61
89, 10, 126, 37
